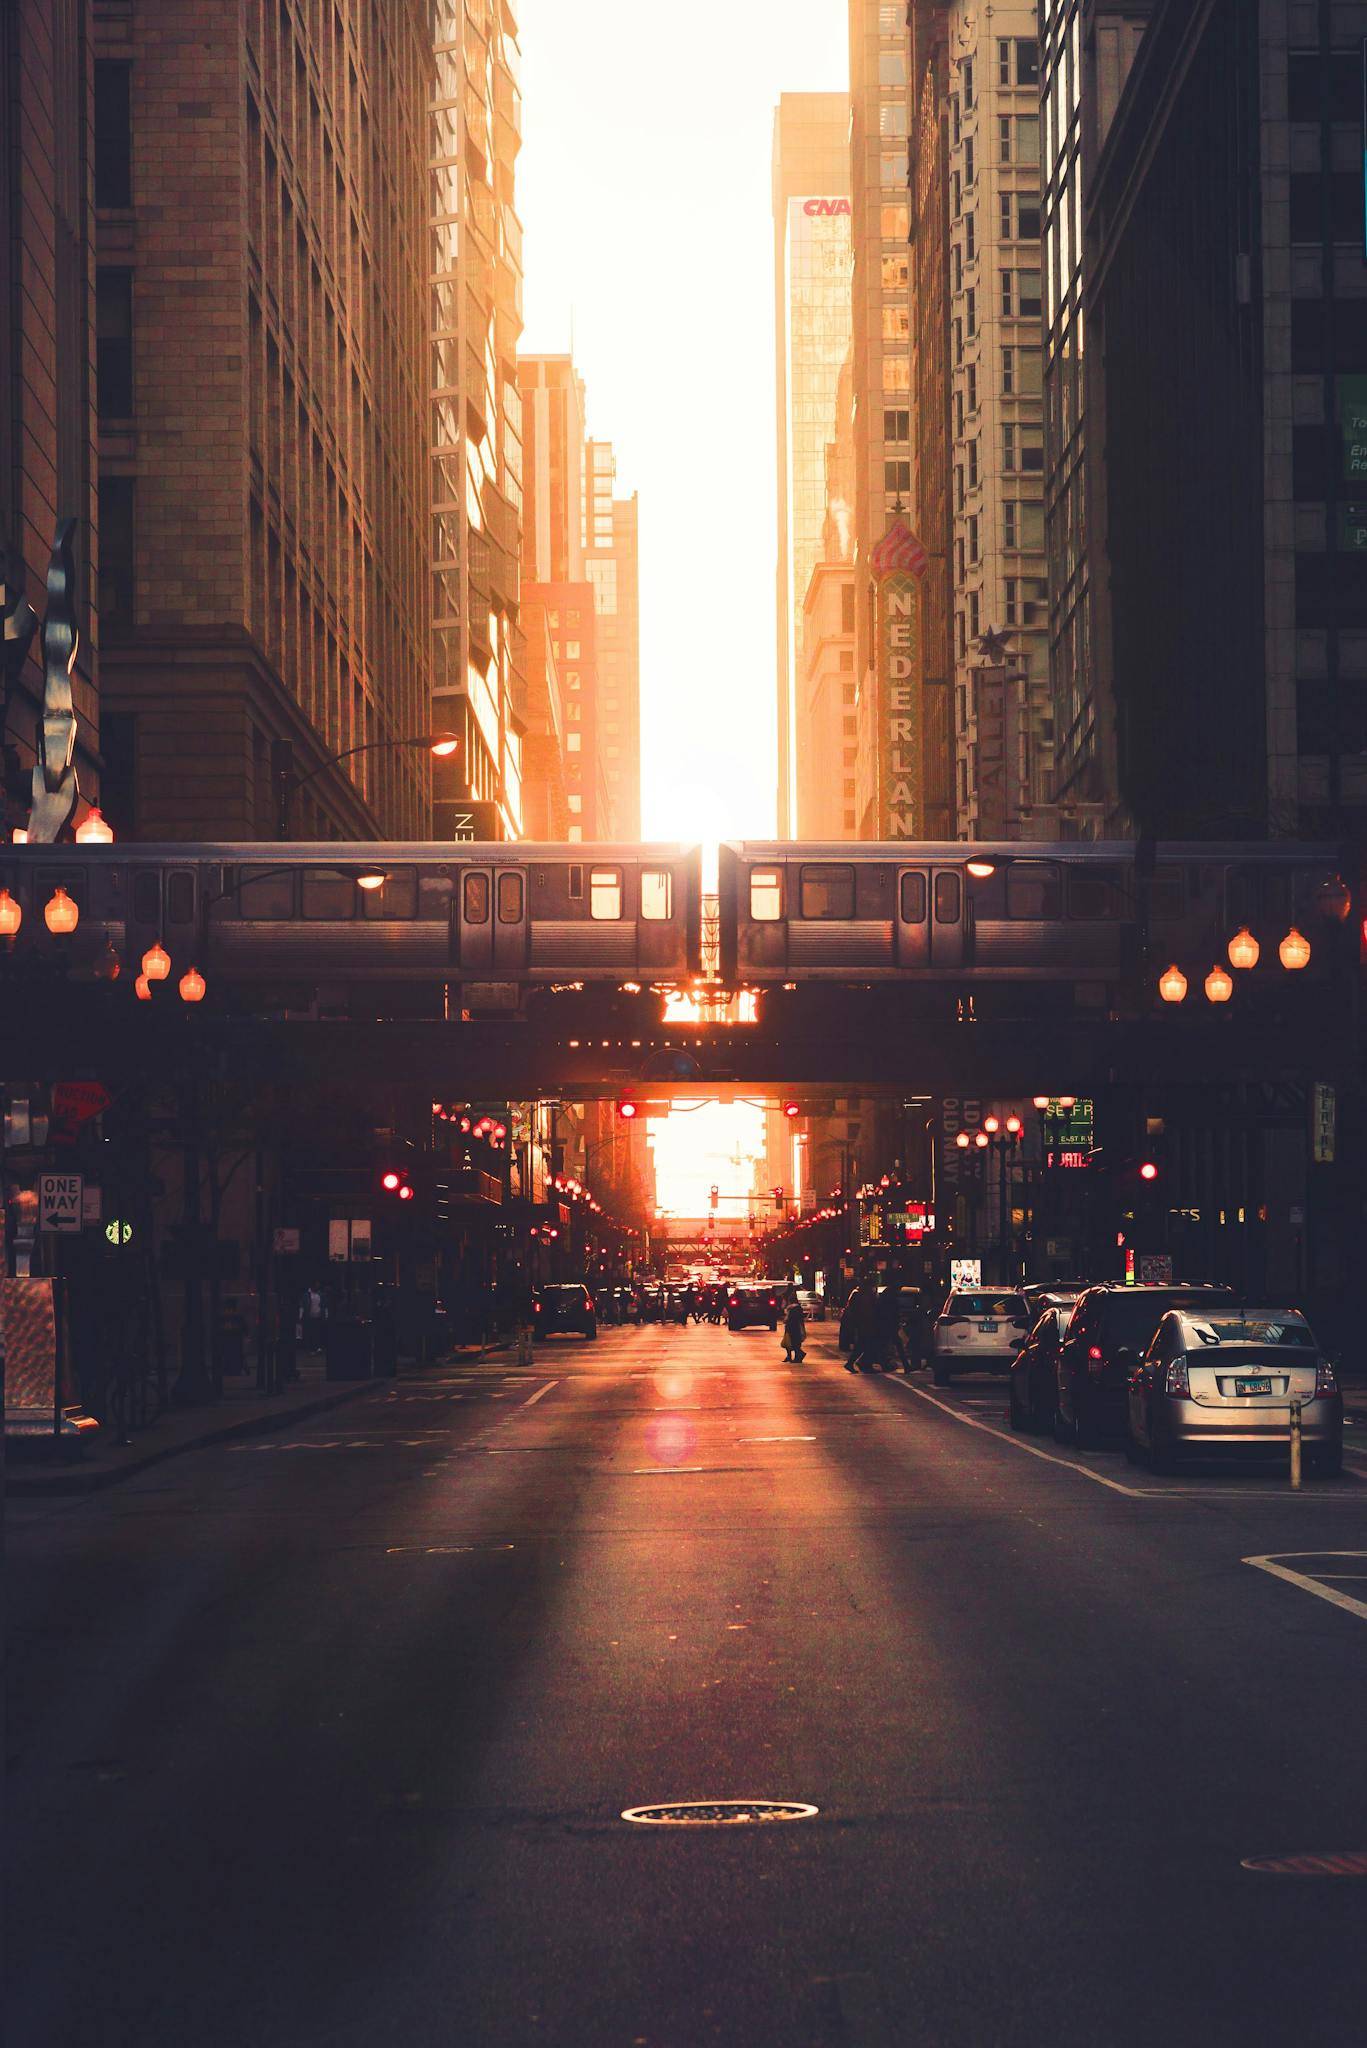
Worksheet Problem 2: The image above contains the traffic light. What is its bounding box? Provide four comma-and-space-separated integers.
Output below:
772, 1186, 786, 1212
381, 1171, 401, 1191
381, 1168, 414, 1201
709, 1184, 719, 1210
781, 1101, 800, 1120
617, 1098, 638, 1120
1139, 1160, 1159, 1182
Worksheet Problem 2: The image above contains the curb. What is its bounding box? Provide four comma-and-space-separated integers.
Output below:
7, 1376, 382, 1498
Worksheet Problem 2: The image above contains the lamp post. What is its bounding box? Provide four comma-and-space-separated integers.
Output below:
273, 731, 459, 838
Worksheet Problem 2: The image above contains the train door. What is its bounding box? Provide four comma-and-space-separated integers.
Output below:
456, 866, 493, 971
492, 867, 529, 970
895, 864, 964, 967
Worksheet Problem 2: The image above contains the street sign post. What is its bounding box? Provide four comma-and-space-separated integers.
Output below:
39, 1174, 83, 1233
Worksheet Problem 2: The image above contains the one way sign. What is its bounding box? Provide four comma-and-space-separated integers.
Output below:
39, 1173, 84, 1233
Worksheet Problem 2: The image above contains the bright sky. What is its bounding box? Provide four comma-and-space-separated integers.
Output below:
517, 0, 848, 845
647, 1100, 768, 1222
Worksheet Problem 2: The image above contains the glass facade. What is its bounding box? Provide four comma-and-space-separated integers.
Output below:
781, 196, 852, 832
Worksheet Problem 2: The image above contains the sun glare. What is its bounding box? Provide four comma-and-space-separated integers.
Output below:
648, 1100, 768, 1220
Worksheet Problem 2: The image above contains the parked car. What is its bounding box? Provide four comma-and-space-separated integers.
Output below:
1126, 1306, 1343, 1474
727, 1285, 779, 1331
532, 1283, 597, 1341
1007, 1291, 1083, 1432
795, 1287, 826, 1323
1055, 1283, 1238, 1447
931, 1290, 1032, 1383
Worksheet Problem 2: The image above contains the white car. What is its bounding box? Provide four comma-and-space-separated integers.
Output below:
931, 1290, 1032, 1384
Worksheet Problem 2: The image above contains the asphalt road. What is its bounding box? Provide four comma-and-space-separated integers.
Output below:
7, 1322, 1367, 2048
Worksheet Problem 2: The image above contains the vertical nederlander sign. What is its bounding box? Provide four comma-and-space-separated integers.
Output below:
869, 518, 928, 838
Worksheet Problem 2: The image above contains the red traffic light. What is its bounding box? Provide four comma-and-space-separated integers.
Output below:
617, 1099, 638, 1120
781, 1100, 800, 1119
381, 1171, 401, 1191
1139, 1161, 1159, 1182
397, 1183, 415, 1202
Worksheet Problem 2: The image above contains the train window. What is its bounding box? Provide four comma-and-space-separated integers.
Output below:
365, 870, 418, 920
1006, 860, 1061, 919
166, 872, 195, 924
590, 867, 623, 919
750, 868, 783, 921
641, 869, 673, 920
497, 872, 525, 923
237, 868, 294, 919
301, 871, 355, 920
568, 864, 584, 901
133, 871, 160, 925
1149, 866, 1184, 919
1067, 866, 1123, 919
934, 872, 962, 923
462, 872, 490, 924
417, 872, 453, 914
800, 864, 855, 919
899, 871, 928, 921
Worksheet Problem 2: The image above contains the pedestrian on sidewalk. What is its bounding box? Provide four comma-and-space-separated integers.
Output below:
781, 1292, 806, 1362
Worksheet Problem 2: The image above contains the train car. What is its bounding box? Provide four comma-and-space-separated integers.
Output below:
717, 840, 1345, 985
0, 842, 704, 986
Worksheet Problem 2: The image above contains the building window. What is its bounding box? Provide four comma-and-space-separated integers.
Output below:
94, 62, 132, 209
885, 459, 911, 496
884, 408, 910, 443
999, 39, 1039, 88
880, 152, 905, 187
951, 95, 961, 147
880, 101, 908, 139
96, 270, 134, 418
567, 793, 582, 813
881, 252, 909, 291
962, 58, 975, 110
999, 115, 1040, 166
954, 390, 965, 437
568, 824, 582, 842
966, 364, 978, 413
954, 465, 964, 512
881, 203, 910, 239
966, 288, 977, 337
964, 137, 975, 188
968, 591, 981, 639
843, 716, 857, 737
98, 475, 135, 629
968, 515, 980, 565
564, 640, 580, 659
566, 732, 581, 752
1000, 269, 1042, 319
882, 303, 910, 343
879, 50, 908, 88
883, 356, 910, 393
967, 438, 978, 488
589, 867, 623, 919
841, 583, 856, 632
953, 317, 963, 366
965, 213, 976, 262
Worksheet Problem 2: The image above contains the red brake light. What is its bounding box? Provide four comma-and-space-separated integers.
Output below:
1315, 1359, 1338, 1396
1087, 1345, 1103, 1359
1164, 1356, 1190, 1398
1086, 1344, 1104, 1377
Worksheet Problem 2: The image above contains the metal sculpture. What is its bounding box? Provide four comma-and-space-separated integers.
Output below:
26, 518, 81, 843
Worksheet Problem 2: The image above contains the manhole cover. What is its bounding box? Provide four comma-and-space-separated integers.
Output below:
1242, 1851, 1367, 1878
621, 1799, 818, 1827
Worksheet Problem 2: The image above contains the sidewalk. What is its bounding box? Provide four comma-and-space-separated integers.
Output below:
5, 1342, 514, 1499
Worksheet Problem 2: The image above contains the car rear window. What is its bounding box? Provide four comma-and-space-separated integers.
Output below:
944, 1294, 1028, 1319
1186, 1315, 1315, 1348
1099, 1291, 1235, 1349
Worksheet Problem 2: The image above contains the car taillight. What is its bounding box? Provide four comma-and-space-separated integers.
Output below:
1164, 1357, 1190, 1398
1314, 1358, 1338, 1398
1086, 1344, 1105, 1377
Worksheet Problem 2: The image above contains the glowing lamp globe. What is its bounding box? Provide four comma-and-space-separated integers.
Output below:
1005, 1115, 1022, 1136
44, 887, 79, 935
966, 859, 996, 879
178, 965, 206, 1004
1227, 928, 1259, 971
0, 889, 21, 937
955, 1131, 971, 1150
1158, 964, 1188, 1004
1204, 964, 1234, 1004
983, 1115, 1000, 1134
974, 1131, 990, 1149
141, 940, 171, 982
1032, 1095, 1050, 1110
75, 806, 114, 844
135, 972, 152, 1002
1279, 927, 1311, 971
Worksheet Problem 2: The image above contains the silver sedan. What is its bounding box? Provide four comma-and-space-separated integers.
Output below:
1125, 1308, 1343, 1475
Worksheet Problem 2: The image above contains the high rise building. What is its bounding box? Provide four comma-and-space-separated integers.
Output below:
772, 93, 851, 837
431, 0, 525, 843
519, 359, 637, 841
1040, 1, 1151, 834
796, 357, 857, 838
943, 2, 1052, 838
86, 0, 432, 842
517, 587, 571, 839
585, 442, 641, 840
849, 0, 955, 841
1, 1, 101, 830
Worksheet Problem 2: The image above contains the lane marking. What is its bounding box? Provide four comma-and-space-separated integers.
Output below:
520, 1379, 560, 1408
741, 1434, 816, 1443
886, 1378, 1364, 1502
1243, 1552, 1367, 1625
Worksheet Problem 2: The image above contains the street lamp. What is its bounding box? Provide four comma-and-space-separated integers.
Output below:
1204, 964, 1234, 1004
1278, 927, 1311, 971
1227, 927, 1260, 970
43, 887, 79, 935
275, 731, 460, 837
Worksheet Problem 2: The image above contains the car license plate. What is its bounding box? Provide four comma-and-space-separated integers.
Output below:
980, 1320, 998, 1333
1233, 1377, 1272, 1396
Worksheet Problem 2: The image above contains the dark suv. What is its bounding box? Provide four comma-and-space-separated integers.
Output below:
532, 1284, 597, 1341
1055, 1284, 1237, 1447
727, 1285, 779, 1332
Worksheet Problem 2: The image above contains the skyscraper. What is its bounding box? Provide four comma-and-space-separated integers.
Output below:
431, 0, 526, 842
89, 0, 433, 842
773, 93, 852, 838
585, 443, 641, 840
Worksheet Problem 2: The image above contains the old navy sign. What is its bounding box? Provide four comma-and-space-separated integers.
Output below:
803, 197, 851, 215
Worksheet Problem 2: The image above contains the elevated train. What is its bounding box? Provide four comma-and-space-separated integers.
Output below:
0, 838, 1348, 994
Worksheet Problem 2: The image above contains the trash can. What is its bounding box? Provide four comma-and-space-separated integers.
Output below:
324, 1315, 373, 1381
